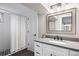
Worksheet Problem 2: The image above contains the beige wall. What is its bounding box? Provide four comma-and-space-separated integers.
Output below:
38, 14, 46, 38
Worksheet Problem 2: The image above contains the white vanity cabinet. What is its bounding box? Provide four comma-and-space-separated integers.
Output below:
34, 41, 79, 56
34, 41, 69, 56
42, 43, 69, 56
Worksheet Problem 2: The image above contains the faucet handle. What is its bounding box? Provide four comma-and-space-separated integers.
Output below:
60, 37, 63, 40
56, 35, 59, 40
53, 36, 56, 40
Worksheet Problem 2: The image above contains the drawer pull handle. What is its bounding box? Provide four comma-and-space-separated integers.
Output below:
36, 45, 40, 47
36, 52, 40, 54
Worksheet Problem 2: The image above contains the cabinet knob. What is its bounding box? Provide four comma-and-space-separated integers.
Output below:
50, 53, 52, 56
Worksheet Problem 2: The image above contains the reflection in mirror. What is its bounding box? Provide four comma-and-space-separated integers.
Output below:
47, 8, 76, 34
62, 14, 72, 31
48, 12, 72, 31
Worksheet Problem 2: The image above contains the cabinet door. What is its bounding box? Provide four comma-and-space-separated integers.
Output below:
70, 50, 79, 56
53, 46, 69, 56
54, 51, 68, 56
43, 48, 54, 56
43, 48, 68, 56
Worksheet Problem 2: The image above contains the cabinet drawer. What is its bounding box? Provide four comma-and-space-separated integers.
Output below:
34, 42, 42, 51
34, 42, 42, 48
34, 47, 42, 56
35, 50, 42, 56
34, 42, 43, 56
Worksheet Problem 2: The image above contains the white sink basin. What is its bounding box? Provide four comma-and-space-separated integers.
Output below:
49, 40, 66, 45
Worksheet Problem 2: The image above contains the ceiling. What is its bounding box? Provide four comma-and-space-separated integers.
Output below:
21, 3, 48, 14
21, 3, 73, 14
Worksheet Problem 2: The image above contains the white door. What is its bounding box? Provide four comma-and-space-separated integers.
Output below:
11, 14, 20, 52
11, 14, 27, 52
20, 16, 27, 49
27, 16, 38, 51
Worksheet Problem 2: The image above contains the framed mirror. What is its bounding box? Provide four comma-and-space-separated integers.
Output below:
46, 8, 76, 34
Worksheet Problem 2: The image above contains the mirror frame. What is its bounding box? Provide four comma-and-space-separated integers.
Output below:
46, 8, 76, 34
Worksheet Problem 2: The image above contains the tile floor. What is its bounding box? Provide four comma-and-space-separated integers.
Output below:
10, 48, 34, 56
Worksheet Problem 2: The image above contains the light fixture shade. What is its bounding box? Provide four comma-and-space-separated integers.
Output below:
48, 16, 57, 22
50, 3, 61, 9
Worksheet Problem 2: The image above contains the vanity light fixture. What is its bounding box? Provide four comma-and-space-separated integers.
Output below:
50, 3, 61, 9
50, 3, 69, 9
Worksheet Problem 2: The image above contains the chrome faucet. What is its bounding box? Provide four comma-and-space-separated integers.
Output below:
54, 35, 62, 40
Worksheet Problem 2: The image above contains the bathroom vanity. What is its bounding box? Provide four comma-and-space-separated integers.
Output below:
34, 8, 78, 56
34, 38, 79, 56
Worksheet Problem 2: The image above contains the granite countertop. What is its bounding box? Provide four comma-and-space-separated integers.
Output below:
34, 38, 79, 51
